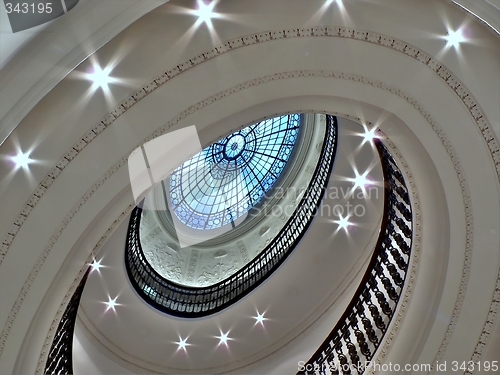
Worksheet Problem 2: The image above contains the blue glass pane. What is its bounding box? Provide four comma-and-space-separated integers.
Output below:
169, 114, 301, 229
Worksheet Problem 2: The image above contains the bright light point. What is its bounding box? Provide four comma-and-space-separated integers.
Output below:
361, 126, 378, 145
193, 0, 216, 24
105, 296, 118, 312
12, 152, 33, 169
325, 0, 343, 8
445, 29, 465, 48
351, 170, 370, 191
334, 215, 352, 231
87, 66, 113, 89
254, 311, 267, 325
90, 259, 102, 273
175, 337, 190, 351
217, 331, 231, 345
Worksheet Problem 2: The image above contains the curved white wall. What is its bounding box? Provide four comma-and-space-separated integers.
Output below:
0, 0, 499, 373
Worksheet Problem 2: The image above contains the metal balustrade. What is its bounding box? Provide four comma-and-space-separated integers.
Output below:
125, 116, 339, 317
297, 139, 413, 375
44, 268, 90, 375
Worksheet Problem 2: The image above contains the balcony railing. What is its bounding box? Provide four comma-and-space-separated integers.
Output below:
44, 268, 90, 375
125, 116, 339, 317
297, 139, 412, 375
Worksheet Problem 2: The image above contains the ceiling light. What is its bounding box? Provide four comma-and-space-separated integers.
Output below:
87, 66, 114, 90
351, 170, 371, 191
175, 337, 190, 351
104, 296, 118, 312
182, 0, 223, 45
217, 331, 231, 346
361, 126, 378, 145
254, 311, 267, 325
90, 259, 102, 273
445, 29, 465, 48
334, 214, 352, 231
324, 0, 345, 11
193, 0, 216, 25
11, 151, 33, 169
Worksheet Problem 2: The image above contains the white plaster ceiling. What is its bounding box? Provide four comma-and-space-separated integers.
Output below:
0, 0, 499, 374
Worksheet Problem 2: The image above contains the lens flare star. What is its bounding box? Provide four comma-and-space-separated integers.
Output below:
104, 296, 119, 312
349, 169, 372, 197
445, 29, 466, 48
11, 151, 33, 170
254, 311, 268, 325
193, 0, 216, 26
175, 337, 190, 351
90, 259, 102, 273
86, 65, 118, 91
361, 126, 378, 145
216, 331, 231, 346
334, 214, 352, 232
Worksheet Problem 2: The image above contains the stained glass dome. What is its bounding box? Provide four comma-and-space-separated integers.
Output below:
169, 114, 301, 230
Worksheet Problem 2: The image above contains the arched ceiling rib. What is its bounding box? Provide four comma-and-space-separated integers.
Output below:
0, 0, 498, 373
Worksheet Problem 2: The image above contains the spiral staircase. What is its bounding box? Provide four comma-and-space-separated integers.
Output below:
0, 0, 499, 374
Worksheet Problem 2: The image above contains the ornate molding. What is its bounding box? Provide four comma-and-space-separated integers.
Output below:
143, 237, 188, 284
186, 250, 199, 284
237, 240, 250, 264
0, 26, 495, 370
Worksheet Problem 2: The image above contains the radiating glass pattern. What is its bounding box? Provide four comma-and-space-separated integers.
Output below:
169, 114, 301, 230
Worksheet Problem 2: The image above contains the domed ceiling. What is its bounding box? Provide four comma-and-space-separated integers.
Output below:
136, 113, 326, 288
0, 0, 498, 374
169, 114, 300, 231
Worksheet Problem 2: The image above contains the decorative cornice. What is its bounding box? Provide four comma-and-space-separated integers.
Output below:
0, 26, 495, 371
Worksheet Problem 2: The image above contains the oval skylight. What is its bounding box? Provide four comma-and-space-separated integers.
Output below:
169, 114, 301, 230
